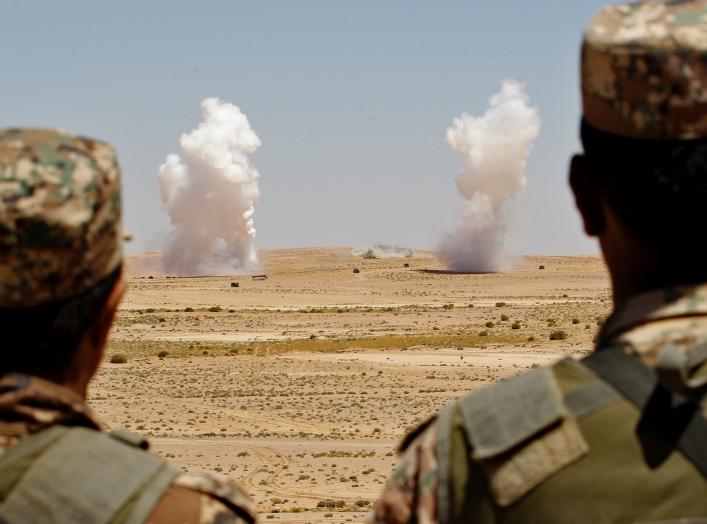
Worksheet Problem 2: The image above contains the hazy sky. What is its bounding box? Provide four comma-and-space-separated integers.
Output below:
1, 0, 608, 256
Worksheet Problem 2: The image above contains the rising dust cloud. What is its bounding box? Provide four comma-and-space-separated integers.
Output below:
438, 80, 540, 273
159, 98, 262, 275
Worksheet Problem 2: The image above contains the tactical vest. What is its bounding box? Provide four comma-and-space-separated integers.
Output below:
0, 425, 179, 523
436, 345, 707, 524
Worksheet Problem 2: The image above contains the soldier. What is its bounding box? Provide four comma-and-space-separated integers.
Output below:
0, 129, 257, 523
373, 1, 707, 522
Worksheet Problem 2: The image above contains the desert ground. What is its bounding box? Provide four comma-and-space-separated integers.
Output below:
91, 248, 611, 522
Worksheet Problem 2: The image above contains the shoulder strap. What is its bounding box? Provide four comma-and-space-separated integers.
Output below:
436, 405, 454, 524
0, 426, 179, 524
456, 367, 566, 460
583, 345, 707, 479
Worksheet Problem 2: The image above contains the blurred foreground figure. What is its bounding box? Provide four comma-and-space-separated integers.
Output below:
0, 129, 256, 523
373, 2, 707, 522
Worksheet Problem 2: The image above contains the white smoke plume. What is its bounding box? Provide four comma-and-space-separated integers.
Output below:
438, 80, 540, 272
159, 98, 261, 275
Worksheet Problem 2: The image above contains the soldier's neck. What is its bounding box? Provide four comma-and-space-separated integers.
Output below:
53, 338, 105, 400
609, 259, 707, 306
600, 222, 707, 306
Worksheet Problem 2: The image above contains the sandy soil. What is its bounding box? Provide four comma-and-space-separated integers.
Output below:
90, 248, 611, 522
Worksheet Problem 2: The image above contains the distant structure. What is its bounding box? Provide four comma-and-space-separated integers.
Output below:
252, 274, 268, 280
231, 282, 239, 288
352, 245, 414, 260
353, 268, 360, 274
539, 265, 545, 270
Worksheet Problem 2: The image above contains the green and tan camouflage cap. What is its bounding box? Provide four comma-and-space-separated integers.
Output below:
0, 128, 122, 308
582, 0, 707, 140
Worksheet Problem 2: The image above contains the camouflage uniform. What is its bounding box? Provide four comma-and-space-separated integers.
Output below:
373, 2, 707, 522
0, 129, 257, 523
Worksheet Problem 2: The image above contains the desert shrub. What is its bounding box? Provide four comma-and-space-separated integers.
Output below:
353, 268, 360, 274
208, 306, 222, 312
528, 336, 535, 342
511, 322, 521, 330
110, 354, 128, 364
485, 321, 494, 328
495, 302, 506, 307
184, 307, 194, 312
158, 351, 169, 358
145, 308, 155, 313
501, 314, 509, 321
317, 500, 345, 509
442, 303, 454, 310
572, 318, 580, 324
479, 330, 489, 337
549, 330, 568, 340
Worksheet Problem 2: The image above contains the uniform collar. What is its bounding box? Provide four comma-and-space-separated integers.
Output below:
598, 284, 707, 347
0, 373, 101, 438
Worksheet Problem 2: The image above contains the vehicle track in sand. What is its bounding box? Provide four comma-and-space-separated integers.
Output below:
240, 444, 364, 503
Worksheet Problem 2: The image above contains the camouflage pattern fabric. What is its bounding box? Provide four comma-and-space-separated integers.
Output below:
373, 422, 439, 524
0, 128, 122, 307
0, 374, 257, 524
370, 283, 707, 523
582, 0, 707, 139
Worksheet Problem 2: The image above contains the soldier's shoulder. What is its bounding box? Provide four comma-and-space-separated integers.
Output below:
435, 363, 590, 507
148, 471, 257, 524
398, 362, 577, 455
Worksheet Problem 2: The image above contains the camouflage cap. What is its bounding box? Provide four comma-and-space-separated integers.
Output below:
582, 0, 707, 140
0, 129, 122, 308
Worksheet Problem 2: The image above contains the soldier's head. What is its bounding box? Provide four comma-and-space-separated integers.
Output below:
569, 1, 707, 297
0, 129, 125, 395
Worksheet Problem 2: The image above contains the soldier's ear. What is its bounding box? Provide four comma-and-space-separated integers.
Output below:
91, 275, 127, 347
569, 154, 606, 237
